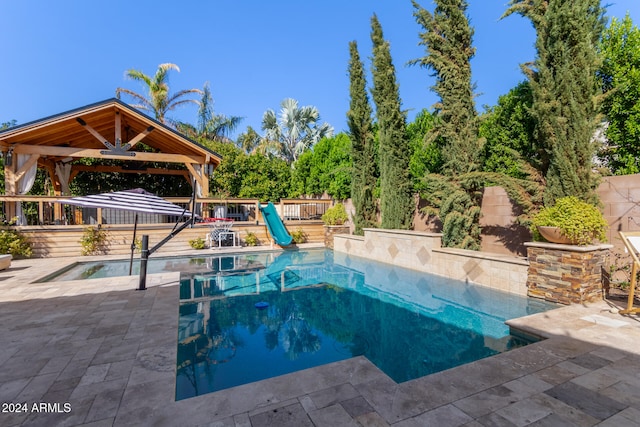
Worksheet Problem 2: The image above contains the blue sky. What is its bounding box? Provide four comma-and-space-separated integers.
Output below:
1, 1, 639, 139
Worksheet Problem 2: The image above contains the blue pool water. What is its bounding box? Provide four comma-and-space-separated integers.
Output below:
38, 255, 219, 282
40, 248, 558, 400
175, 249, 557, 400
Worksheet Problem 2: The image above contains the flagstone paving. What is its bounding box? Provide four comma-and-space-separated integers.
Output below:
0, 249, 638, 426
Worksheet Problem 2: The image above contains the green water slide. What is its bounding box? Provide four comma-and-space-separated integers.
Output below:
259, 202, 293, 246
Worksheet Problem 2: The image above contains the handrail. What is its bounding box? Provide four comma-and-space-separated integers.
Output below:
0, 195, 329, 227
0, 195, 262, 203
0, 195, 330, 204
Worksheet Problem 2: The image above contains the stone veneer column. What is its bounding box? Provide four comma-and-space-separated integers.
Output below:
525, 242, 612, 305
324, 225, 350, 249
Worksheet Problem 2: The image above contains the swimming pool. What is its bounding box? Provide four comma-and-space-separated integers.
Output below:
174, 249, 557, 400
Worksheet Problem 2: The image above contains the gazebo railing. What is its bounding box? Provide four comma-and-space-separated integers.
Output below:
280, 199, 331, 221
201, 199, 260, 222
0, 196, 332, 226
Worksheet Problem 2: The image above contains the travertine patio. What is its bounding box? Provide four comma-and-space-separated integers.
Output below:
0, 249, 639, 426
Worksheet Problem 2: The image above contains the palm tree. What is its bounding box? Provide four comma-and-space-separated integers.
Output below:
115, 63, 201, 125
236, 126, 262, 154
176, 82, 243, 142
261, 98, 333, 163
1, 120, 16, 130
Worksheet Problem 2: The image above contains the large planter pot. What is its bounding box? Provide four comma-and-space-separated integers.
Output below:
537, 226, 576, 245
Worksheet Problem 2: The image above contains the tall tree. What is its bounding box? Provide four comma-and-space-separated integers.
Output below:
503, 0, 548, 30
407, 109, 439, 183
412, 0, 483, 249
1, 120, 16, 130
176, 82, 243, 142
479, 81, 539, 179
289, 134, 352, 200
598, 14, 640, 175
116, 63, 201, 125
370, 15, 413, 230
236, 126, 262, 154
504, 0, 606, 204
347, 41, 377, 234
205, 140, 291, 201
412, 0, 480, 175
261, 98, 333, 163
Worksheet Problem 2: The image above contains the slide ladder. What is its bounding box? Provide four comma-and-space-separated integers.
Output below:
259, 202, 293, 246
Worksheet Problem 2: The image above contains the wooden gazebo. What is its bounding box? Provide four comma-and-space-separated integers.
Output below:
0, 98, 222, 220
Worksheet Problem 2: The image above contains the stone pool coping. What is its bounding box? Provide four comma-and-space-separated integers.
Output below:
0, 246, 638, 426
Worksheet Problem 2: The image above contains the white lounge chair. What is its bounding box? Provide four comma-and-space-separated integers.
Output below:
617, 231, 640, 315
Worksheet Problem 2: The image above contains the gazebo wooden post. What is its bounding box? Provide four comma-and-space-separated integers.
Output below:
45, 163, 65, 224
0, 150, 39, 222
3, 148, 17, 220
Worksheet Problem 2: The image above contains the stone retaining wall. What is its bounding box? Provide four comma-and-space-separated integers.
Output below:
334, 229, 612, 302
334, 229, 529, 296
323, 225, 350, 249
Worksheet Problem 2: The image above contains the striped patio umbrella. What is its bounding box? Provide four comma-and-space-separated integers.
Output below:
58, 188, 194, 217
59, 188, 197, 274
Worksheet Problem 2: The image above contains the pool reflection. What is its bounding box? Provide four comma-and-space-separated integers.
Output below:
176, 281, 530, 400
175, 249, 556, 401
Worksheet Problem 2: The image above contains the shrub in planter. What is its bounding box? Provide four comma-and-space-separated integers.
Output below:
0, 218, 32, 258
322, 203, 349, 225
531, 196, 607, 245
244, 231, 259, 246
189, 237, 206, 249
291, 227, 307, 244
80, 226, 109, 255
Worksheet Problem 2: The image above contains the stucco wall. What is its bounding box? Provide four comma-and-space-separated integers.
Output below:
410, 174, 640, 259
598, 174, 640, 244
478, 186, 530, 257
412, 186, 530, 257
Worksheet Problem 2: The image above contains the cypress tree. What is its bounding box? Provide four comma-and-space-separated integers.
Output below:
347, 41, 377, 235
412, 0, 480, 176
505, 0, 606, 204
370, 14, 414, 230
412, 0, 484, 249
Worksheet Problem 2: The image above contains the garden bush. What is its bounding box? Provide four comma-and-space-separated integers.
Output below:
531, 196, 607, 245
0, 220, 32, 258
322, 203, 349, 225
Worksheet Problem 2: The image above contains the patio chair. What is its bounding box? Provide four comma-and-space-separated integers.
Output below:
617, 231, 640, 315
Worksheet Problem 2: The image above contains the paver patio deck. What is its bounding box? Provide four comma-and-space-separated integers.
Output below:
0, 248, 638, 426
